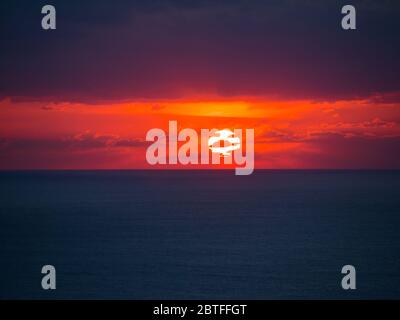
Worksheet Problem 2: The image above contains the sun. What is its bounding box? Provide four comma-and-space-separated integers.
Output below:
208, 129, 241, 157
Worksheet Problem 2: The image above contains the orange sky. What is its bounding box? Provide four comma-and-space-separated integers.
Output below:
1, 94, 400, 170
1, 1, 399, 170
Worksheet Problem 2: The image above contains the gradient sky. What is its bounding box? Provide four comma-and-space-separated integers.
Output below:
1, 0, 400, 169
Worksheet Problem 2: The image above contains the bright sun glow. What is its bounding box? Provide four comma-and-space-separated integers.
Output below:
208, 129, 241, 157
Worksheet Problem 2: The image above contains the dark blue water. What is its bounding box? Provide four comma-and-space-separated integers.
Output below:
1, 170, 400, 299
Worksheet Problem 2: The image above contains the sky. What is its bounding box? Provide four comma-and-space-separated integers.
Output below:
1, 0, 400, 169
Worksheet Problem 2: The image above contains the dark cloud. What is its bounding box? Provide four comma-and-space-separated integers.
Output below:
303, 133, 400, 169
1, 0, 400, 102
0, 132, 148, 152
260, 117, 398, 144
258, 132, 400, 169
112, 138, 149, 148
260, 129, 302, 143
369, 91, 400, 104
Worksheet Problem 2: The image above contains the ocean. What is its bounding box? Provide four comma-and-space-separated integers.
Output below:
1, 170, 400, 299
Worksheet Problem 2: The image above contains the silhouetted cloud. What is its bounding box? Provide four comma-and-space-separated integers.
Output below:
1, 0, 399, 102
257, 132, 400, 169
0, 132, 148, 152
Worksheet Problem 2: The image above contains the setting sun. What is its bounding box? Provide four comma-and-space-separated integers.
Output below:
208, 129, 241, 157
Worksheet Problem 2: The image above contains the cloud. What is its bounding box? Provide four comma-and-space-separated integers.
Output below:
320, 118, 396, 130
303, 133, 400, 168
259, 129, 303, 143
369, 91, 400, 104
257, 132, 400, 169
112, 138, 149, 148
1, 0, 399, 102
0, 132, 148, 152
259, 117, 399, 145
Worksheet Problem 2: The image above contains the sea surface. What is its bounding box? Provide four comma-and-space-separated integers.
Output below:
1, 170, 400, 299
